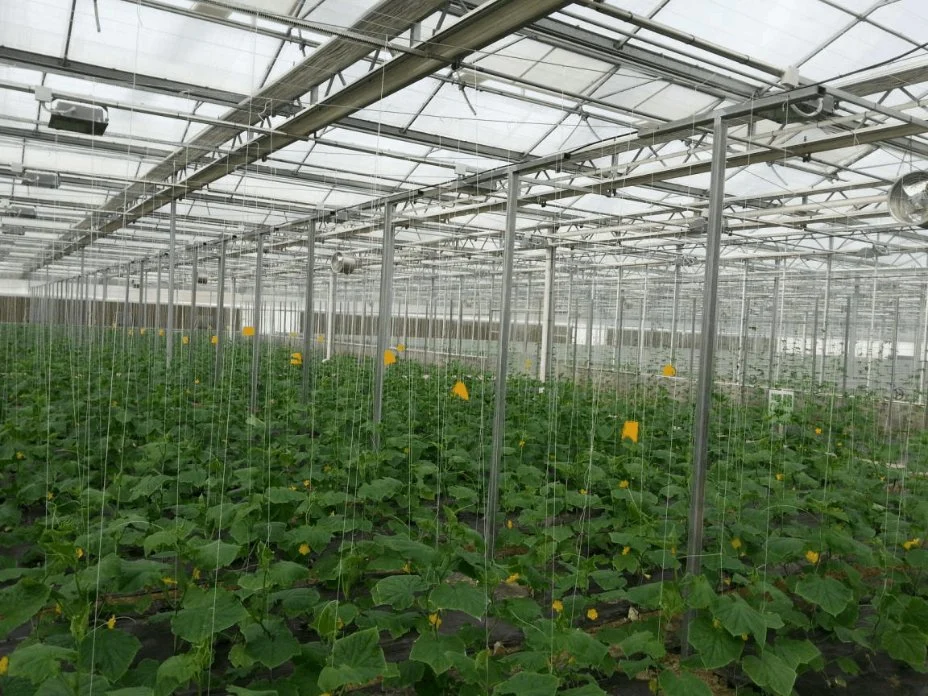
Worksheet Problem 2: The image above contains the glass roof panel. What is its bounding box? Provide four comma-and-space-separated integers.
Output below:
519, 48, 613, 94
0, 0, 69, 57
651, 0, 848, 68
353, 77, 441, 129
868, 0, 928, 47
302, 0, 381, 30
68, 1, 283, 94
409, 84, 565, 154
800, 23, 914, 81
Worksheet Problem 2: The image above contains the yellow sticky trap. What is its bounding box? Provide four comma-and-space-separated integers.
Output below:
621, 420, 639, 443
182, 336, 189, 345
242, 326, 255, 337
451, 380, 470, 401
128, 328, 134, 335
524, 358, 532, 370
383, 349, 397, 366
396, 343, 406, 353
291, 352, 303, 361
316, 334, 325, 344
139, 328, 146, 336
290, 358, 302, 366
159, 328, 165, 337
211, 335, 219, 345
662, 363, 676, 377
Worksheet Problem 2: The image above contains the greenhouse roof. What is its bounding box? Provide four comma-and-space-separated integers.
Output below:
2, 0, 928, 291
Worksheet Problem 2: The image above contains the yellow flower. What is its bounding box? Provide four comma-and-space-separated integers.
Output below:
158, 328, 164, 337
506, 519, 513, 529
505, 573, 520, 584
182, 336, 190, 345
316, 334, 325, 344
519, 439, 526, 449
579, 488, 587, 496
903, 538, 922, 551
54, 603, 62, 616
451, 380, 469, 400
303, 479, 311, 488
741, 633, 749, 641
402, 562, 412, 573
162, 576, 177, 585
299, 543, 310, 556
211, 335, 219, 345
621, 420, 639, 443
712, 618, 721, 629
552, 599, 564, 614
731, 537, 743, 550
106, 615, 116, 630
670, 546, 676, 556
46, 491, 54, 501
586, 608, 598, 621
75, 547, 84, 560
288, 485, 297, 491
15, 451, 25, 460
396, 343, 406, 353
194, 378, 200, 385
619, 480, 630, 489
805, 550, 820, 565
192, 568, 201, 580
622, 546, 631, 556
139, 328, 146, 336
815, 427, 822, 435
428, 612, 442, 628
0, 655, 8, 676
323, 465, 332, 473
775, 473, 784, 481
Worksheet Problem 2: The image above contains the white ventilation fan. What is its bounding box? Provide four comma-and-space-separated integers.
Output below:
888, 171, 928, 228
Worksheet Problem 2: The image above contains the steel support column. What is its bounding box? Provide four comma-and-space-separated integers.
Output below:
214, 240, 227, 382
766, 260, 781, 387
190, 246, 198, 333
485, 172, 519, 559
301, 222, 316, 401
372, 203, 396, 441
539, 246, 556, 382
670, 262, 682, 365
682, 116, 728, 653
819, 246, 833, 383
250, 234, 264, 411
326, 271, 336, 360
166, 199, 177, 367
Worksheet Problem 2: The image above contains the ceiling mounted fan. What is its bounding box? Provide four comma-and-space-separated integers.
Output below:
887, 171, 928, 228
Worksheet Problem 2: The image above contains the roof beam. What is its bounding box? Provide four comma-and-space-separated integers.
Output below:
27, 0, 572, 276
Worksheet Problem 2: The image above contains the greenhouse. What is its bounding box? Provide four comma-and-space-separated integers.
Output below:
2, 0, 928, 693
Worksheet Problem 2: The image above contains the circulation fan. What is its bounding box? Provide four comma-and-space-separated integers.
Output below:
888, 171, 928, 228
330, 251, 359, 275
